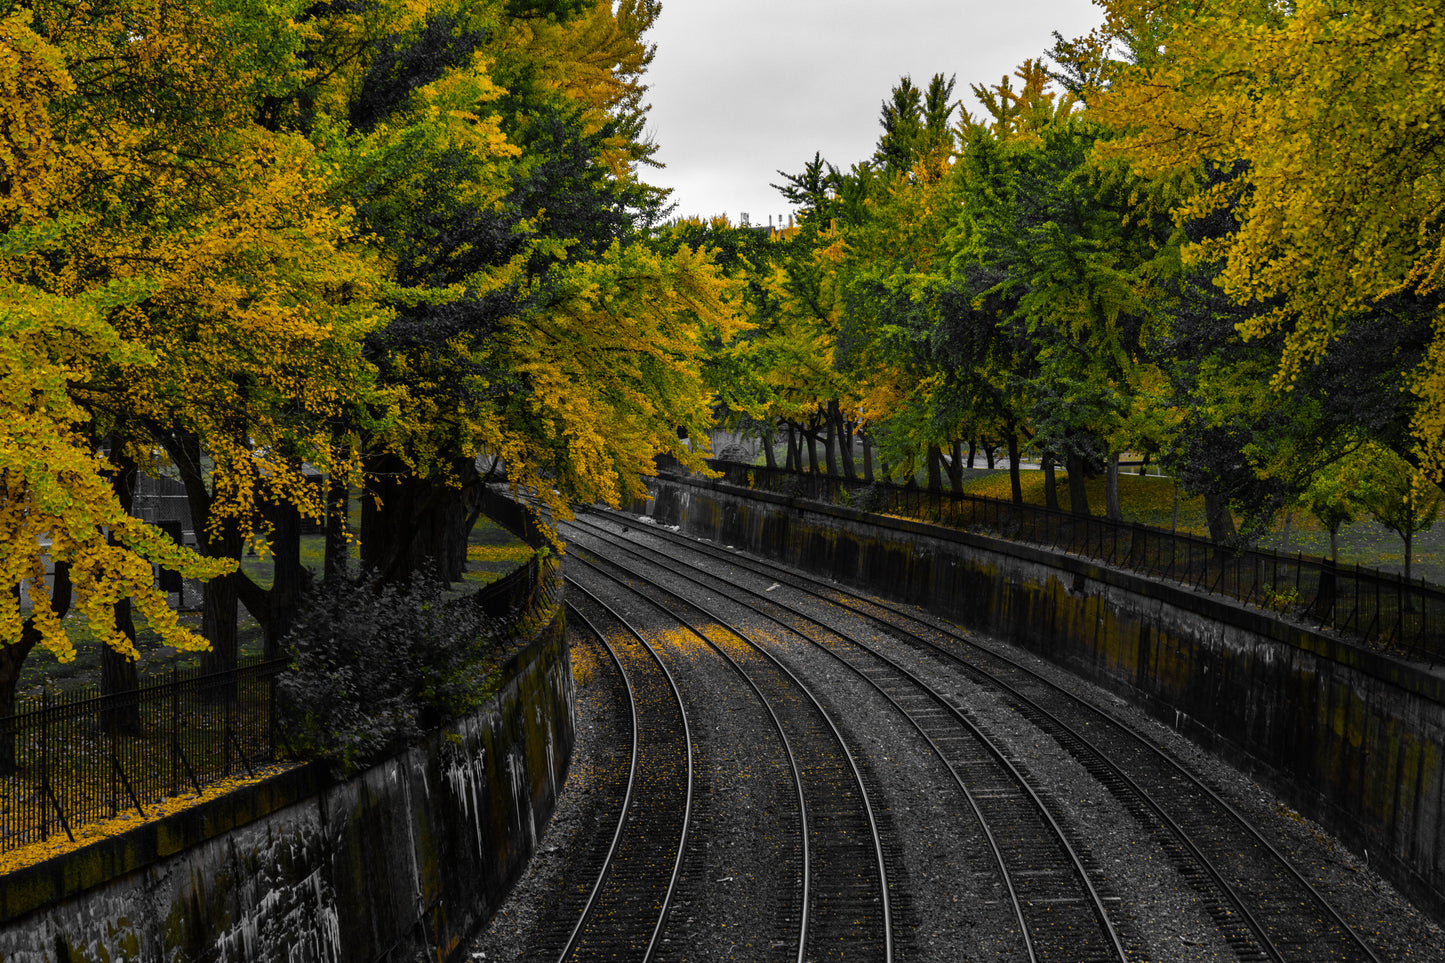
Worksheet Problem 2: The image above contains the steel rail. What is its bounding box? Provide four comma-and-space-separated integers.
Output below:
569, 553, 813, 963
566, 545, 894, 962
556, 596, 640, 962
558, 580, 695, 963
567, 523, 1127, 963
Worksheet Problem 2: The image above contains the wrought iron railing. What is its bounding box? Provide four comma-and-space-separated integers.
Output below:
700, 460, 1445, 662
0, 658, 285, 853
1, 491, 562, 856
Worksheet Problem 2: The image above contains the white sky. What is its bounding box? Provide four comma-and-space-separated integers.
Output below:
641, 0, 1107, 225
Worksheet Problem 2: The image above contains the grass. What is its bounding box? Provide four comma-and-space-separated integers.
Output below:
740, 446, 1445, 587
955, 468, 1445, 586
14, 612, 269, 699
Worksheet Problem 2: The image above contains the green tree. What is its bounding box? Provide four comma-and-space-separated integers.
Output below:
948, 65, 1175, 518
1297, 451, 1370, 565
1361, 447, 1444, 586
339, 0, 739, 581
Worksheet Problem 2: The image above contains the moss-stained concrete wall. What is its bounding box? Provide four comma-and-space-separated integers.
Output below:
642, 475, 1445, 921
0, 611, 572, 963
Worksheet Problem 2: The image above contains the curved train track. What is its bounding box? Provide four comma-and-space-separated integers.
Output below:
565, 551, 895, 962
552, 503, 1389, 963
562, 516, 1127, 963
538, 579, 694, 962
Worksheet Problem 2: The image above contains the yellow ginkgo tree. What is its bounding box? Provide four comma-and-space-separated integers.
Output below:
1090, 0, 1445, 474
0, 0, 395, 688
0, 229, 234, 737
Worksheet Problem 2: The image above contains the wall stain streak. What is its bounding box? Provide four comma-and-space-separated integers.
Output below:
0, 613, 572, 963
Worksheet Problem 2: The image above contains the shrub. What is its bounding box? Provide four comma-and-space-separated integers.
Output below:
277, 573, 505, 776
1260, 583, 1302, 613
851, 483, 888, 514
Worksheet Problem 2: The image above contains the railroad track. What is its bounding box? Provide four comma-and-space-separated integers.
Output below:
565, 551, 894, 962
537, 579, 693, 962
563, 518, 1128, 963
563, 504, 1389, 963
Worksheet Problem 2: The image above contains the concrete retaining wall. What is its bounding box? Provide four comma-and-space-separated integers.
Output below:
641, 474, 1445, 920
0, 611, 572, 963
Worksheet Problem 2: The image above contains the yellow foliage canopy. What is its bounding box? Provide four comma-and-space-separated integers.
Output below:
0, 2, 392, 659
0, 261, 232, 660
1091, 0, 1445, 471
504, 0, 659, 177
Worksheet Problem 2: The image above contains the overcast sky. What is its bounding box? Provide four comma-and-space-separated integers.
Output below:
641, 0, 1106, 225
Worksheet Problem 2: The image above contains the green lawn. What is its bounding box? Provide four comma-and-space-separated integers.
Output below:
741, 447, 1445, 586
955, 469, 1445, 586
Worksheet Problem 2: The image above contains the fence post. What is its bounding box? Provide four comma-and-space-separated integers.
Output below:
170, 666, 179, 797
223, 681, 233, 779
40, 689, 48, 841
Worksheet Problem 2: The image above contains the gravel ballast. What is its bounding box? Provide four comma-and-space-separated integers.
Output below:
463, 531, 1445, 962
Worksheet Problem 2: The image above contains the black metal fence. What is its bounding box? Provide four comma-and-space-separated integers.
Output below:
0, 658, 285, 854
703, 461, 1445, 662
473, 543, 560, 635
0, 491, 561, 858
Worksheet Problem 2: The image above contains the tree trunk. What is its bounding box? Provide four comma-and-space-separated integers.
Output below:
1042, 455, 1059, 511
832, 401, 856, 481
784, 422, 797, 472
1203, 491, 1236, 546
862, 432, 874, 483
102, 451, 141, 732
983, 440, 996, 470
805, 428, 819, 474
262, 497, 307, 659
1404, 530, 1414, 584
948, 439, 964, 495
823, 411, 837, 477
1066, 452, 1091, 516
1105, 452, 1123, 521
967, 439, 977, 469
1329, 525, 1339, 565
201, 519, 244, 678
762, 425, 777, 470
926, 444, 944, 492
102, 601, 142, 733
161, 429, 242, 672
1, 564, 72, 773
1007, 432, 1023, 507
324, 469, 350, 583
361, 450, 480, 585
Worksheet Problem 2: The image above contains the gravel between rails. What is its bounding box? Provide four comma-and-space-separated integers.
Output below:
465, 520, 1445, 962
